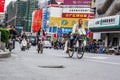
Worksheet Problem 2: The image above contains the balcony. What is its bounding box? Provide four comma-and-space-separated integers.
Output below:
105, 0, 120, 16
97, 0, 114, 15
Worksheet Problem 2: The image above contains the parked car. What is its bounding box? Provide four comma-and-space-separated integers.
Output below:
43, 40, 52, 48
30, 36, 37, 46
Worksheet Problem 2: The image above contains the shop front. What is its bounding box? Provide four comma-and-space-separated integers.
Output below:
89, 15, 120, 47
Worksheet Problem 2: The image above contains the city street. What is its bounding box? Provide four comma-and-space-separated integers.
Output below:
0, 42, 120, 80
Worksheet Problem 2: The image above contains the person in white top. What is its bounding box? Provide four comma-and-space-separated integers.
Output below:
70, 19, 86, 48
72, 19, 86, 35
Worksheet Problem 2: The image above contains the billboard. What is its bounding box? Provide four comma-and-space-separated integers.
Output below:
50, 17, 89, 28
64, 0, 91, 5
0, 0, 5, 12
62, 8, 91, 13
62, 13, 94, 18
62, 7, 94, 18
32, 9, 42, 33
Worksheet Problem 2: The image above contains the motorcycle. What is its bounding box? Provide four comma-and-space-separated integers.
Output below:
54, 43, 59, 50
26, 38, 31, 50
37, 37, 43, 53
20, 38, 27, 51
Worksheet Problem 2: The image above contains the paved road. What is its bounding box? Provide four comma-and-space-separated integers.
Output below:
0, 42, 120, 80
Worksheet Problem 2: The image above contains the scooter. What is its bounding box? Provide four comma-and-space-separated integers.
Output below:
26, 38, 31, 50
20, 38, 27, 51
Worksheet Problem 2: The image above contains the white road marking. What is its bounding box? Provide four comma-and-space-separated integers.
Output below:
86, 59, 120, 66
85, 56, 108, 60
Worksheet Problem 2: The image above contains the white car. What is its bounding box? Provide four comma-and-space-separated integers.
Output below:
43, 40, 52, 48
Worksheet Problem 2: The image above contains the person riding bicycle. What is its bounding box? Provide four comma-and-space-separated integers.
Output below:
36, 28, 46, 43
9, 25, 18, 49
70, 19, 86, 48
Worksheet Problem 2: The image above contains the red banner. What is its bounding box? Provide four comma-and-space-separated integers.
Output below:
32, 9, 42, 33
0, 0, 5, 12
62, 13, 94, 19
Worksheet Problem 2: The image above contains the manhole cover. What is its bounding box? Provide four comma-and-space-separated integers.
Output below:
38, 65, 64, 68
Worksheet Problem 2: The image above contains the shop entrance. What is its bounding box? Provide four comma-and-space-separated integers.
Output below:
112, 37, 118, 46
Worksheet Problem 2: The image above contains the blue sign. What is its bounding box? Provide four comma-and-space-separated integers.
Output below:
63, 28, 72, 34
57, 28, 62, 37
42, 8, 49, 31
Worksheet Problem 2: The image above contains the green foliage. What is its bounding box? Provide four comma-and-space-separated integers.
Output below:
0, 28, 10, 43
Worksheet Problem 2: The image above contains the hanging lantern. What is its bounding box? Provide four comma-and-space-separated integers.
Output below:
89, 31, 93, 38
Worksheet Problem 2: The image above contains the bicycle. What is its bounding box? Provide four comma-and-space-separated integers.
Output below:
67, 34, 85, 59
37, 37, 43, 54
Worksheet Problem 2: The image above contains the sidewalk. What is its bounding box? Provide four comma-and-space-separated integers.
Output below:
0, 49, 11, 58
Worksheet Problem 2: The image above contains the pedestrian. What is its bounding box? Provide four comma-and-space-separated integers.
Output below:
99, 42, 104, 54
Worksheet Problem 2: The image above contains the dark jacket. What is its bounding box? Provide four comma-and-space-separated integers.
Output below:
9, 29, 18, 39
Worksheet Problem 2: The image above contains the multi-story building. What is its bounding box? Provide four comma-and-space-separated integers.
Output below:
6, 0, 39, 32
26, 0, 38, 32
6, 0, 27, 34
89, 0, 120, 47
47, 0, 93, 34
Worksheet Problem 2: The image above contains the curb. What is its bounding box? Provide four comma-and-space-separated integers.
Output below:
0, 52, 11, 58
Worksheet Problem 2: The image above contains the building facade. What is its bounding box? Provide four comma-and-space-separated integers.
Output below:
89, 0, 120, 47
6, 0, 39, 32
6, 1, 27, 34
26, 0, 38, 32
47, 0, 93, 34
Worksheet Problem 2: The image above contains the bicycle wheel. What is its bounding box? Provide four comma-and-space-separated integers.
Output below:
76, 41, 85, 59
68, 48, 75, 58
66, 40, 74, 58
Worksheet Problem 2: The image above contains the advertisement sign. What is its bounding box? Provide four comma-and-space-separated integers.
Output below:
89, 15, 120, 29
64, 0, 91, 5
62, 13, 88, 18
0, 0, 5, 12
32, 9, 42, 33
62, 8, 91, 13
62, 13, 94, 18
50, 17, 89, 28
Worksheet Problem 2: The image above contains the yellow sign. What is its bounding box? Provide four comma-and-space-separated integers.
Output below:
49, 17, 88, 28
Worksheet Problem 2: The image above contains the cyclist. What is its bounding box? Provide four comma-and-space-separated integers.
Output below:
36, 28, 46, 43
9, 25, 18, 49
21, 32, 27, 39
70, 19, 86, 48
